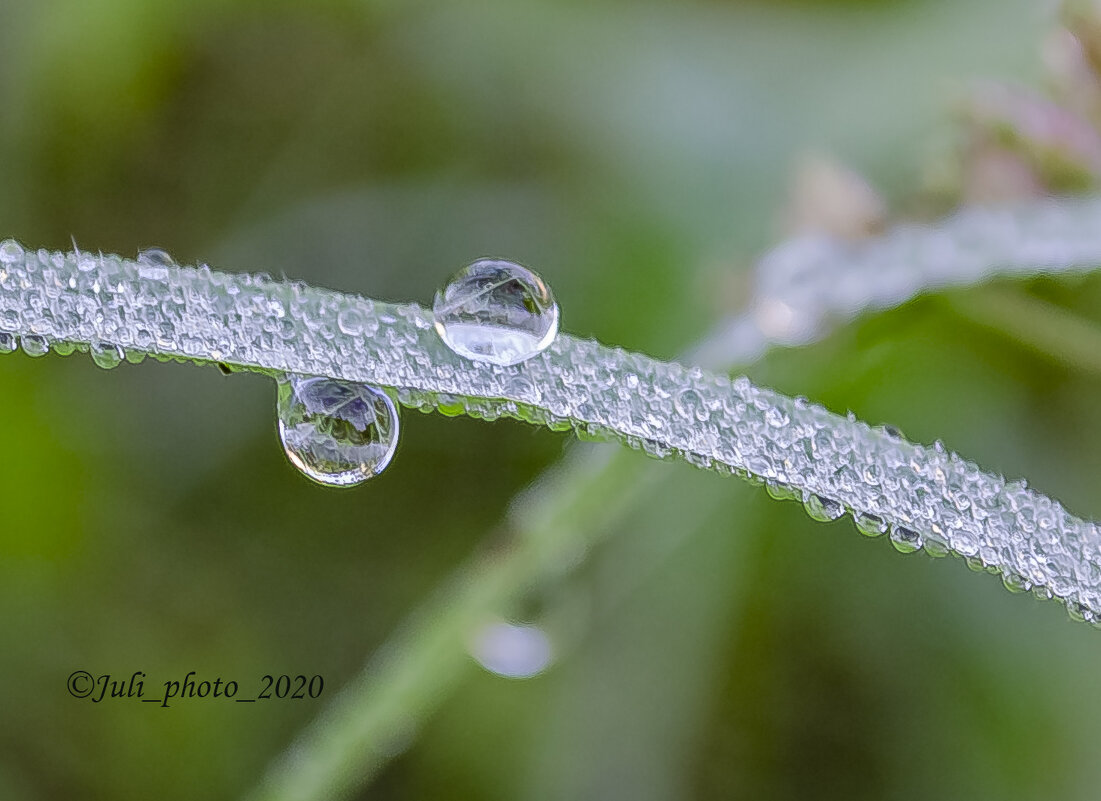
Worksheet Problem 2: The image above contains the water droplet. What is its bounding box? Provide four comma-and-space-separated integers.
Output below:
137, 247, 175, 267
889, 524, 923, 553
277, 375, 399, 487
433, 258, 559, 366
765, 407, 790, 428
0, 240, 24, 264
90, 340, 124, 370
337, 306, 368, 336
52, 341, 76, 357
0, 333, 15, 353
803, 492, 844, 522
674, 388, 710, 422
20, 335, 49, 357
853, 511, 887, 537
468, 620, 553, 679
765, 481, 800, 502
1001, 570, 1030, 593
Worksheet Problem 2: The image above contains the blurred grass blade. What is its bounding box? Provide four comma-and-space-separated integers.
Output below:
238, 197, 1101, 800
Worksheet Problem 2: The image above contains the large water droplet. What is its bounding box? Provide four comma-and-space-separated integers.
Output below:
433, 258, 559, 366
0, 333, 15, 354
277, 375, 399, 487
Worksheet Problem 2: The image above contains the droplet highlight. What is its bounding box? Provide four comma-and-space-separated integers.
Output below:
433, 258, 559, 366
277, 375, 400, 487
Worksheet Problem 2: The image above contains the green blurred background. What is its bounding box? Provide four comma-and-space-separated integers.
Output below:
4, 0, 1101, 799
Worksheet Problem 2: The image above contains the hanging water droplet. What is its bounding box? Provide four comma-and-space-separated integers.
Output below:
0, 240, 24, 264
803, 492, 844, 522
0, 333, 15, 353
137, 247, 175, 267
277, 375, 400, 487
433, 258, 559, 366
90, 340, 124, 370
889, 524, 923, 553
853, 511, 887, 537
20, 335, 49, 357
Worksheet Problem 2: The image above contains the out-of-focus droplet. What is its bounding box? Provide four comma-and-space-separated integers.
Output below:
433, 258, 559, 366
468, 620, 553, 679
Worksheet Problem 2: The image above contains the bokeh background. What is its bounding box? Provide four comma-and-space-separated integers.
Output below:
3, 0, 1101, 799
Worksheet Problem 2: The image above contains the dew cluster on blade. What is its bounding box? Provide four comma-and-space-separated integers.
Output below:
1, 212, 1101, 624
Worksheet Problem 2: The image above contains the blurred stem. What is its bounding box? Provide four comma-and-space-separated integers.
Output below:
246, 445, 661, 801
946, 286, 1101, 374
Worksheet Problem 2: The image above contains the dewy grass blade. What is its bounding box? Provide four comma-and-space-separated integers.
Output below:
2, 197, 1101, 625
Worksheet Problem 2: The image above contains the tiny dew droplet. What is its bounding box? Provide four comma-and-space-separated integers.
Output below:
764, 407, 789, 428
1001, 570, 1030, 594
0, 239, 24, 264
765, 481, 800, 502
674, 388, 710, 422
803, 492, 844, 522
20, 335, 49, 357
433, 258, 559, 366
52, 341, 76, 357
889, 524, 923, 553
137, 247, 175, 267
337, 305, 377, 337
90, 340, 124, 369
853, 511, 887, 537
277, 375, 399, 487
